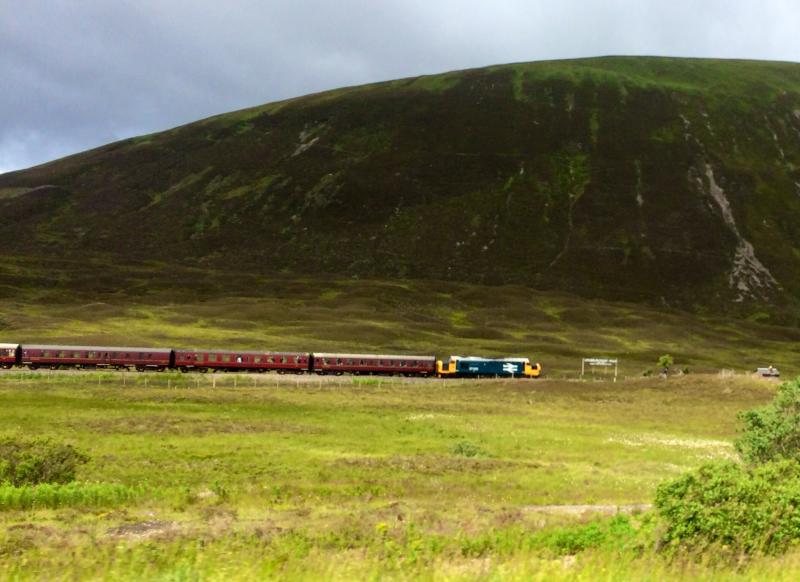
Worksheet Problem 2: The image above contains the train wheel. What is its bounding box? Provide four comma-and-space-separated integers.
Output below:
28, 364, 38, 370
180, 367, 189, 373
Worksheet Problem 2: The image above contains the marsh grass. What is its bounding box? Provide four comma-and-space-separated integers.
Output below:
0, 482, 145, 510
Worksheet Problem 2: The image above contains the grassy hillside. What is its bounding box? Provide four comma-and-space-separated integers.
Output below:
3, 258, 800, 377
3, 57, 800, 318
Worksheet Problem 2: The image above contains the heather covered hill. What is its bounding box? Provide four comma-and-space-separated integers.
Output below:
2, 56, 800, 316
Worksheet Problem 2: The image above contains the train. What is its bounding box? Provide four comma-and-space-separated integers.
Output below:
0, 342, 542, 378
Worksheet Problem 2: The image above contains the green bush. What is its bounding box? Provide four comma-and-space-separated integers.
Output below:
735, 378, 800, 464
0, 437, 89, 486
655, 459, 800, 554
451, 440, 482, 457
533, 515, 638, 555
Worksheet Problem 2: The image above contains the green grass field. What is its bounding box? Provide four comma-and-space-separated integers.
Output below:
1, 371, 796, 579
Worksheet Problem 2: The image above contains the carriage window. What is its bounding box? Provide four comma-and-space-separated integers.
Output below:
222, 355, 231, 363
336, 358, 342, 365
294, 356, 300, 364
196, 354, 203, 361
281, 357, 287, 364
209, 354, 217, 362
267, 357, 274, 363
254, 356, 262, 364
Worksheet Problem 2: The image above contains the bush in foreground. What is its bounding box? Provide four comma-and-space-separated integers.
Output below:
0, 437, 89, 486
655, 459, 800, 554
735, 377, 800, 464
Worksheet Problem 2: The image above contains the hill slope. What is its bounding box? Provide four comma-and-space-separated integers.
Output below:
2, 56, 800, 317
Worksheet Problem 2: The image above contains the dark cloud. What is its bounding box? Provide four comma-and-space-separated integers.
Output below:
1, 0, 798, 173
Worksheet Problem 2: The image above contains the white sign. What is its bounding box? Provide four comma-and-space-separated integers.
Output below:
584, 358, 617, 367
581, 357, 619, 381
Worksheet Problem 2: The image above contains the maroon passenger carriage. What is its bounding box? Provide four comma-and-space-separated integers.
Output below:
20, 345, 172, 371
173, 349, 309, 373
311, 353, 436, 376
1, 343, 19, 369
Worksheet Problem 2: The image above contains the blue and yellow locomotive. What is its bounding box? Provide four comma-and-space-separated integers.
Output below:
436, 356, 541, 378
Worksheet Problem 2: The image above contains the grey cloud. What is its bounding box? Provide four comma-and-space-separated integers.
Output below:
1, 0, 798, 173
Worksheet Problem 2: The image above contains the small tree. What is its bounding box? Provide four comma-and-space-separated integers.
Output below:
657, 354, 673, 377
735, 378, 800, 464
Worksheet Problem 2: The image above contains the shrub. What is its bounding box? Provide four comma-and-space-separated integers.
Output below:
657, 354, 673, 374
534, 515, 638, 555
0, 437, 89, 486
655, 459, 800, 554
735, 377, 800, 464
451, 440, 482, 457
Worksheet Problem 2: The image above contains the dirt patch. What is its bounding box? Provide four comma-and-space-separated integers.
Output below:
69, 415, 323, 436
336, 454, 541, 475
521, 504, 651, 516
106, 520, 178, 540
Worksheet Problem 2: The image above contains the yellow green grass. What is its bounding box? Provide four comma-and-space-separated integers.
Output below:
0, 372, 794, 579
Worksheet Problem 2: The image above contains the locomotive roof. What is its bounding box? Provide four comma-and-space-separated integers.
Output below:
451, 356, 531, 362
313, 352, 435, 360
21, 344, 172, 352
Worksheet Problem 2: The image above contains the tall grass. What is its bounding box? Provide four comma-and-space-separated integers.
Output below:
0, 482, 145, 510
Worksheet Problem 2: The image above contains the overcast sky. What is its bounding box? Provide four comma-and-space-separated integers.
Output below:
1, 0, 798, 174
